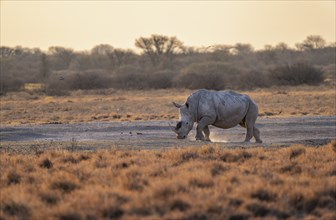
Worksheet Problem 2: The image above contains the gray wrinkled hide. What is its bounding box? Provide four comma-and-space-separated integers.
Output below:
173, 89, 262, 143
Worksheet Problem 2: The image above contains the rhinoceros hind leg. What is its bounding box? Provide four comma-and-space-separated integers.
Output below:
244, 126, 254, 142
253, 126, 262, 143
244, 104, 258, 143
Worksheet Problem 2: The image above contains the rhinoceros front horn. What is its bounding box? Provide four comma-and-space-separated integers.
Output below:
172, 102, 182, 108
168, 122, 177, 133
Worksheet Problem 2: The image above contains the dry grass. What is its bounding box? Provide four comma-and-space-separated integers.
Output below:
1, 85, 335, 125
0, 141, 335, 220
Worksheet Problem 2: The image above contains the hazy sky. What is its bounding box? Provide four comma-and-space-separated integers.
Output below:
1, 1, 335, 51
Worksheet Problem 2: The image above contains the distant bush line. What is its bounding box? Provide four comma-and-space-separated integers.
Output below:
0, 35, 335, 95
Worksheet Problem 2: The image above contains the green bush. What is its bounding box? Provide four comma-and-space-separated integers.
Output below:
268, 63, 324, 86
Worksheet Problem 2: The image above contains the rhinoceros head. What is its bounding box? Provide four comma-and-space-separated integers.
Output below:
172, 102, 194, 139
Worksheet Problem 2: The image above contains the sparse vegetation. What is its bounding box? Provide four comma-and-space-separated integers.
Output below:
0, 142, 335, 219
1, 35, 334, 95
1, 86, 335, 125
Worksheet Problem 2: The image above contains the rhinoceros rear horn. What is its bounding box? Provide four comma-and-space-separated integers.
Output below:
172, 102, 182, 108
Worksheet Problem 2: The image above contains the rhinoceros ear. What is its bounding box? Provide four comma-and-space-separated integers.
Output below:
172, 102, 182, 108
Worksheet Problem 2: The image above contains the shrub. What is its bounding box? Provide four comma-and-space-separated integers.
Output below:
112, 66, 177, 89
146, 69, 177, 89
111, 65, 148, 89
46, 70, 74, 96
268, 63, 324, 86
69, 69, 113, 90
0, 76, 23, 95
238, 70, 270, 89
46, 69, 113, 95
174, 62, 240, 90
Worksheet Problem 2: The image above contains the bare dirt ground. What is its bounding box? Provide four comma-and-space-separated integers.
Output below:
1, 86, 335, 153
1, 116, 335, 153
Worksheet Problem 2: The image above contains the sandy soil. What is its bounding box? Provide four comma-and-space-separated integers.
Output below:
1, 116, 335, 153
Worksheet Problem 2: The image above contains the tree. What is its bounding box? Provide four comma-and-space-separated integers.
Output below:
90, 45, 137, 70
0, 46, 16, 58
135, 34, 185, 66
207, 45, 234, 61
91, 44, 114, 55
48, 46, 74, 70
275, 42, 289, 51
40, 53, 49, 80
90, 44, 114, 69
107, 49, 137, 68
232, 43, 254, 55
296, 35, 326, 50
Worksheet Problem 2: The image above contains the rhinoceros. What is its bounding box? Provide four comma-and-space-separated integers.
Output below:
172, 89, 262, 143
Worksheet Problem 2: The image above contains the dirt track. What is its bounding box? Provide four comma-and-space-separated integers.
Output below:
1, 116, 335, 152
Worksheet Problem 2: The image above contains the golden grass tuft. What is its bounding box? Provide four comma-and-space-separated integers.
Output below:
6, 171, 21, 185
250, 188, 278, 202
0, 141, 335, 219
2, 201, 31, 219
39, 192, 59, 205
328, 139, 336, 153
289, 145, 306, 160
39, 158, 53, 169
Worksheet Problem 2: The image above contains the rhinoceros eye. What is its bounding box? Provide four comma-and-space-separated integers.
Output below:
176, 121, 182, 129
185, 102, 189, 108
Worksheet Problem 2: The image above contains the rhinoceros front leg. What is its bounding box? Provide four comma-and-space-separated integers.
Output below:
203, 126, 211, 142
196, 117, 214, 141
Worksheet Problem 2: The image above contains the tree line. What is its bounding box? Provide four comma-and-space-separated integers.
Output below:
0, 35, 335, 95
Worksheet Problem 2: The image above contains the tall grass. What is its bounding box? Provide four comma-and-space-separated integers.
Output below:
1, 141, 335, 219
